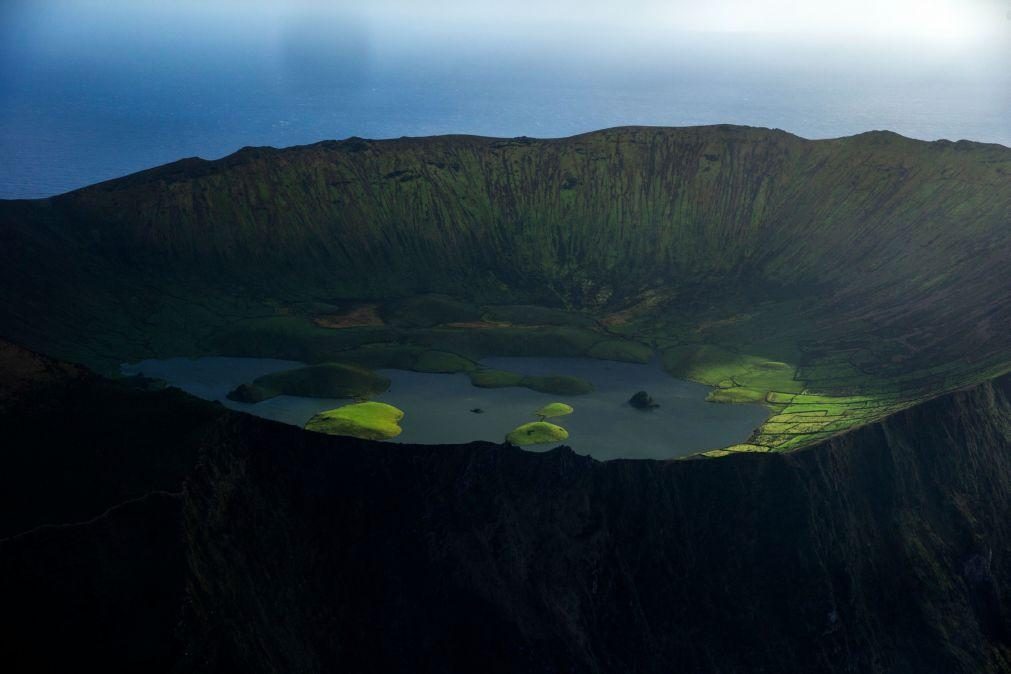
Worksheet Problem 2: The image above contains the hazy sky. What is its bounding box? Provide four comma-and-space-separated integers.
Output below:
6, 0, 1009, 47
350, 0, 1009, 44
5, 0, 1007, 82
1, 0, 1007, 197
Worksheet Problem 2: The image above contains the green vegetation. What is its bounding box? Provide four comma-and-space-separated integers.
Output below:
325, 343, 427, 370
412, 350, 476, 373
662, 345, 802, 394
524, 375, 593, 395
381, 294, 480, 328
700, 443, 772, 458
2, 126, 1009, 455
304, 402, 405, 440
212, 318, 635, 374
706, 387, 768, 404
662, 344, 805, 418
413, 326, 607, 360
227, 363, 389, 403
482, 305, 596, 327
468, 369, 523, 388
469, 369, 593, 395
214, 316, 395, 364
226, 383, 275, 403
507, 402, 575, 446
244, 338, 478, 375
535, 402, 573, 420
505, 421, 569, 446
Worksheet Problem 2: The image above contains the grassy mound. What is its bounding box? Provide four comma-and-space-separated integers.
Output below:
335, 344, 477, 373
213, 316, 636, 375
469, 369, 593, 395
227, 363, 390, 403
663, 344, 802, 400
706, 387, 768, 404
381, 294, 481, 328
412, 350, 476, 373
214, 316, 394, 364
469, 369, 524, 387
328, 343, 427, 370
535, 402, 573, 419
226, 383, 275, 403
524, 375, 593, 395
505, 421, 569, 446
482, 305, 597, 327
304, 402, 404, 440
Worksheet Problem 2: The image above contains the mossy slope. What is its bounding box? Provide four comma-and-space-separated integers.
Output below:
0, 125, 1008, 451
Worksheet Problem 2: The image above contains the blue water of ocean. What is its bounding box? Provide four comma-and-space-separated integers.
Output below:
1, 2, 1007, 199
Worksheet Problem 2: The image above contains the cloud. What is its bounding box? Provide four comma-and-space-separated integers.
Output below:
6, 0, 1004, 55
268, 0, 1006, 44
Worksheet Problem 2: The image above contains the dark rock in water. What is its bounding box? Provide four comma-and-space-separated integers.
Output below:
469, 408, 484, 414
629, 390, 659, 409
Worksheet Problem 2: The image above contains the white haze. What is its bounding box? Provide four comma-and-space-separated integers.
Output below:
0, 0, 1007, 197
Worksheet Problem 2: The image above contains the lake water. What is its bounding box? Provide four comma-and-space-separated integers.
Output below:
2, 2, 1007, 199
121, 355, 769, 461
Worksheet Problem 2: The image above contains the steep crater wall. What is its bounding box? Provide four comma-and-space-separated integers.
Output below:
1, 126, 1008, 383
1, 341, 1008, 673
180, 374, 1011, 673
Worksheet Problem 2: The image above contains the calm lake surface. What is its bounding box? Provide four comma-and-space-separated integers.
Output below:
122, 355, 769, 460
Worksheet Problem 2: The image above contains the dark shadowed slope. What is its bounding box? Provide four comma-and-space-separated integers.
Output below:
1, 492, 186, 674
179, 375, 1011, 674
0, 341, 1009, 673
0, 340, 225, 538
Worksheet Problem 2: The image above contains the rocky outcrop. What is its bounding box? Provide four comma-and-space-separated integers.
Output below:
629, 390, 659, 409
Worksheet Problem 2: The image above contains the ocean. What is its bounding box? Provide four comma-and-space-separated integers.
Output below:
1, 2, 1008, 199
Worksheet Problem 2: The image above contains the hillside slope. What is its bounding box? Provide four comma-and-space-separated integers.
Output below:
0, 125, 1008, 450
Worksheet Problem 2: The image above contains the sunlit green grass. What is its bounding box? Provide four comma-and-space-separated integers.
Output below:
535, 402, 573, 420
305, 401, 405, 440
505, 421, 569, 446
